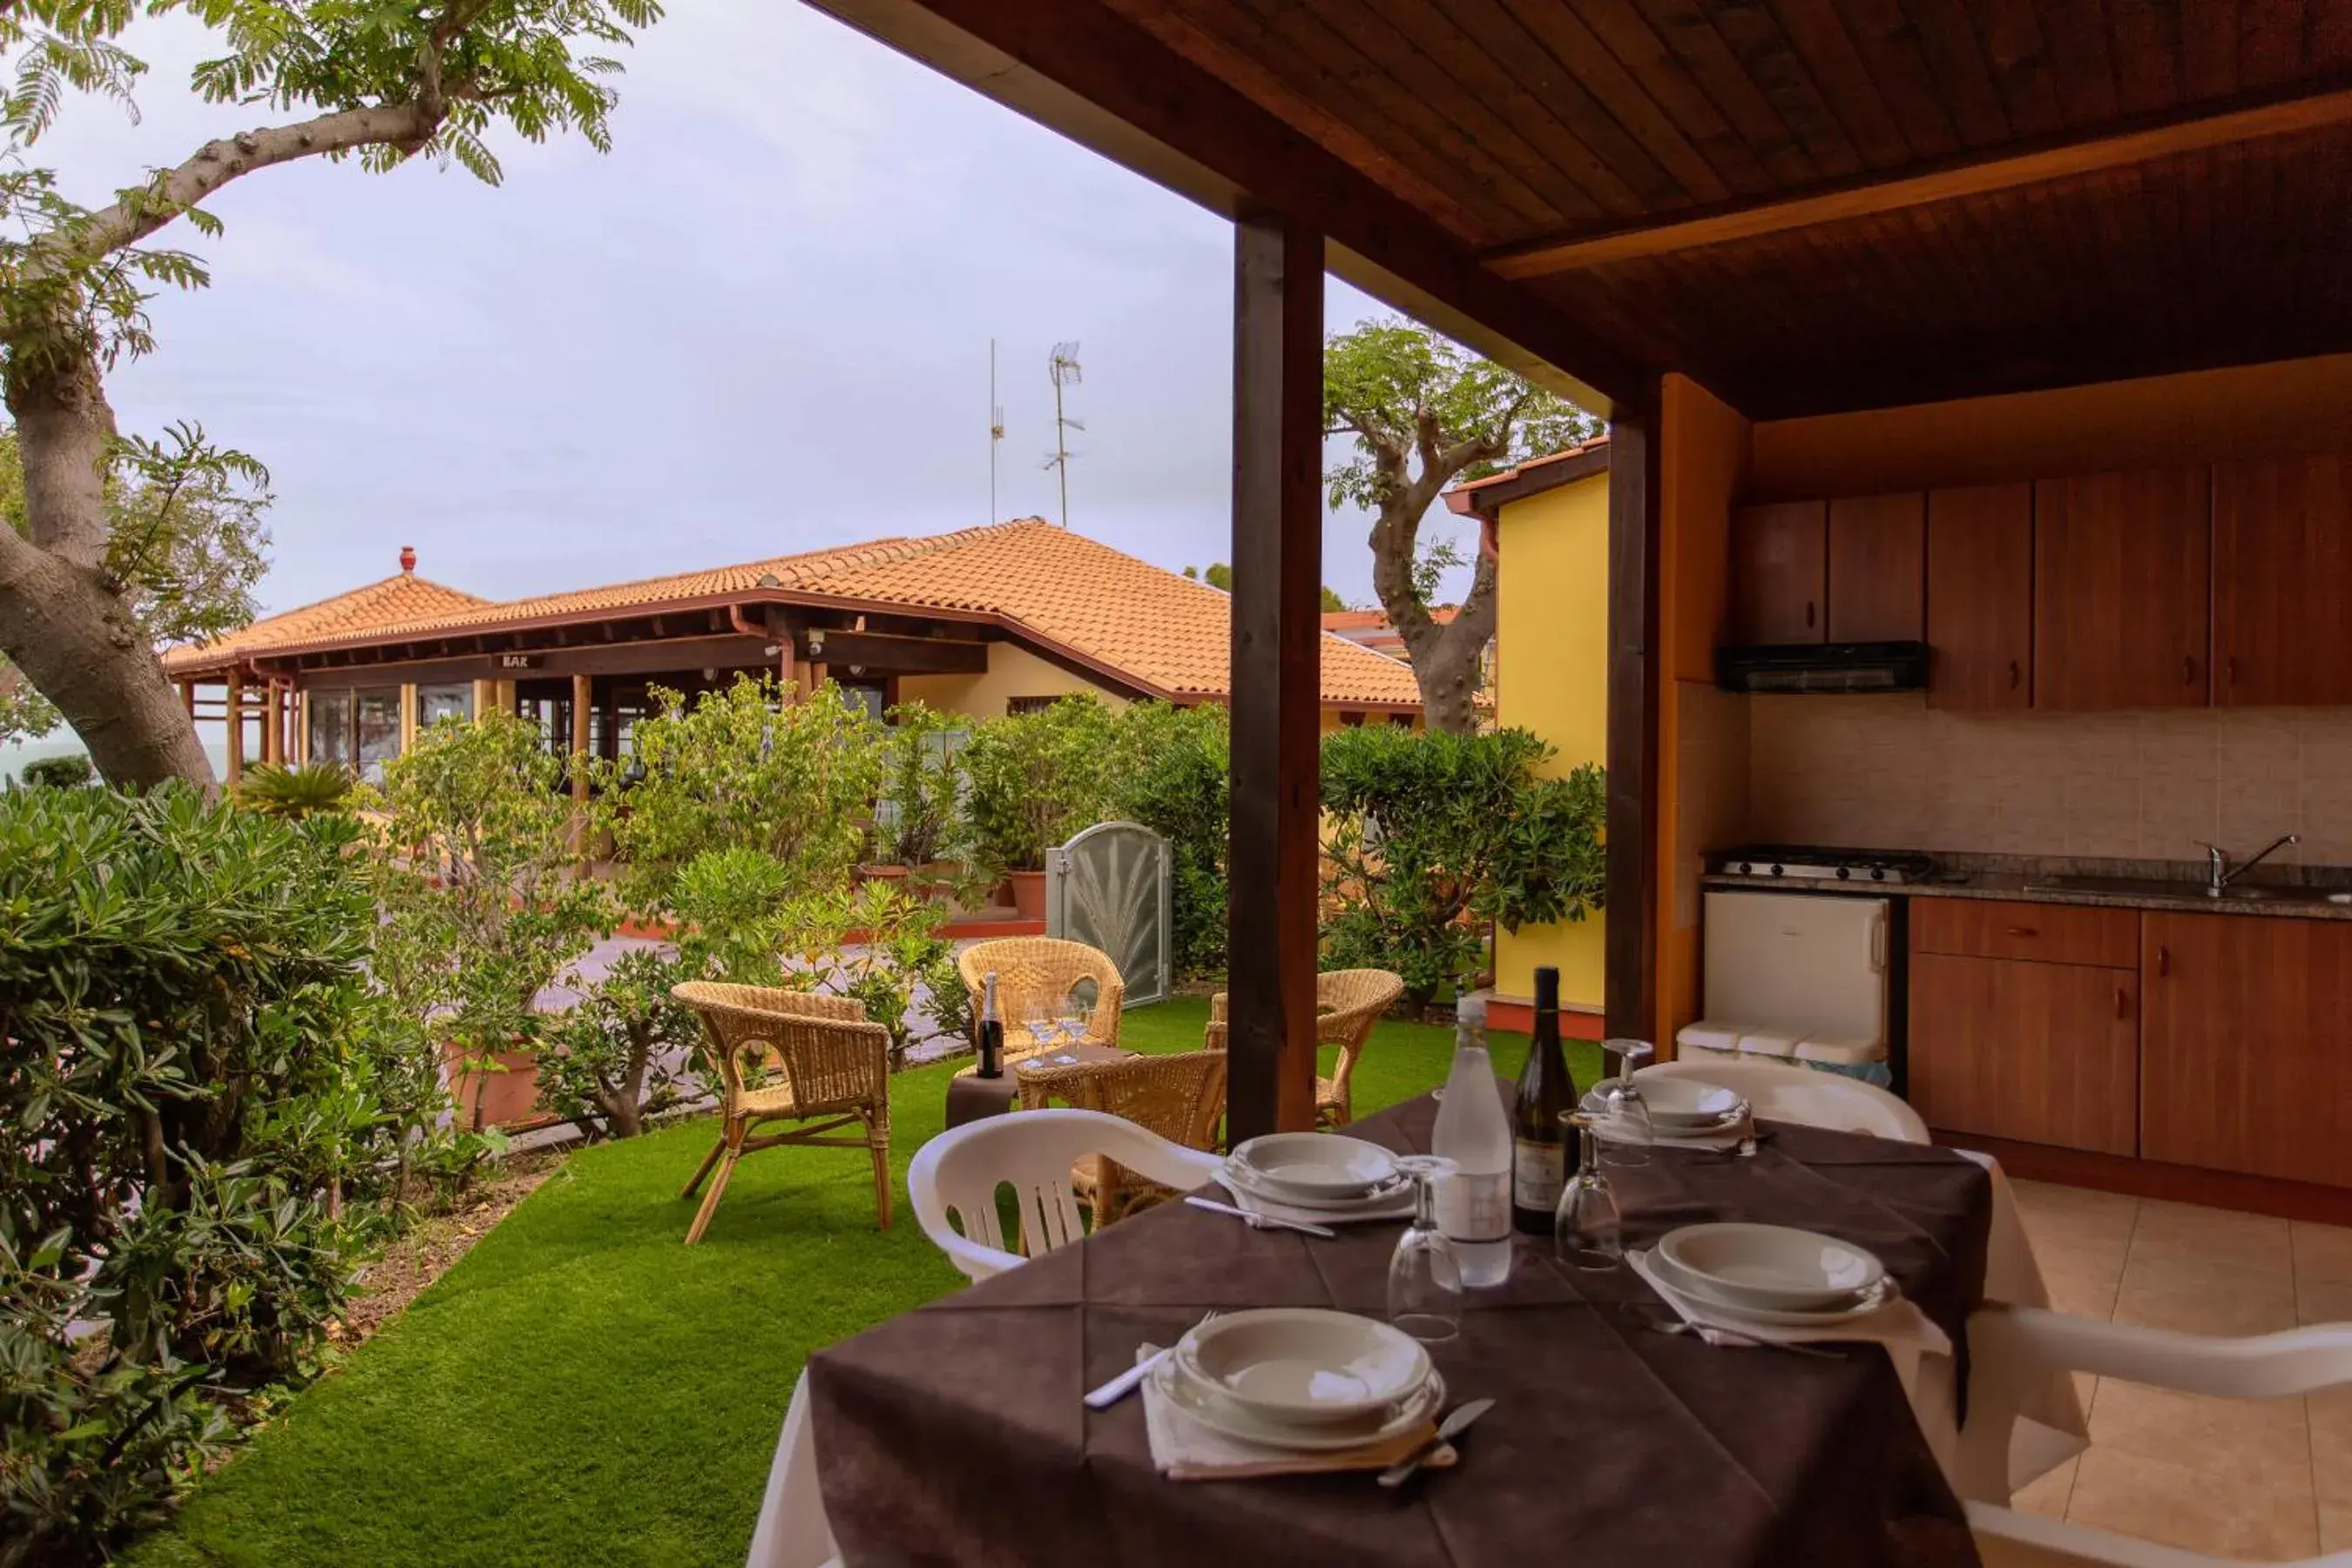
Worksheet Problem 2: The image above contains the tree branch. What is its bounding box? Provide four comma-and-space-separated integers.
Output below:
64, 101, 437, 267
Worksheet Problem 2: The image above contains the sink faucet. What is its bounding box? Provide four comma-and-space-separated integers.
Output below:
2201, 834, 2300, 896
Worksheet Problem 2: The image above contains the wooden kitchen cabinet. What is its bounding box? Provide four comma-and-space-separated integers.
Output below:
2213, 454, 2352, 706
2141, 912, 2352, 1187
1731, 501, 1826, 643
2033, 467, 2211, 708
1926, 483, 2033, 709
1826, 492, 1924, 642
1909, 950, 2139, 1155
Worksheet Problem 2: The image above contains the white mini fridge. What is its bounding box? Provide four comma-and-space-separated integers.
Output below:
1676, 890, 1892, 1085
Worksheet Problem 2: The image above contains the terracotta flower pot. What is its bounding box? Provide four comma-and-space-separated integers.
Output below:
1006, 869, 1047, 922
858, 863, 911, 888
442, 1041, 545, 1132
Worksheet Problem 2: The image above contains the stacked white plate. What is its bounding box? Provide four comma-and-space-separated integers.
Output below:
1220, 1132, 1410, 1214
1647, 1222, 1896, 1326
1583, 1075, 1753, 1144
1153, 1308, 1447, 1450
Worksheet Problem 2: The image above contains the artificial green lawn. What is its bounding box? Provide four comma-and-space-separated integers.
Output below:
133, 1000, 1604, 1568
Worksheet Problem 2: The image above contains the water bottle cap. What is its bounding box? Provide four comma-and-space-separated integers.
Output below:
1456, 994, 1487, 1028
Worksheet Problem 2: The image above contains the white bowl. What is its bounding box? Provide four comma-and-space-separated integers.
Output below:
1227, 1132, 1400, 1201
1219, 1160, 1411, 1214
1173, 1308, 1430, 1427
1632, 1077, 1747, 1127
1655, 1223, 1887, 1312
1154, 1355, 1444, 1450
1648, 1248, 1897, 1326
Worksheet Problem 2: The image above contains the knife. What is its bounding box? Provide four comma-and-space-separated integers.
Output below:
1182, 1195, 1336, 1239
1377, 1397, 1497, 1490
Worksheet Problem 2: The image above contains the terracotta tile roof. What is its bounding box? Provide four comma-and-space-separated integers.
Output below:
1446, 433, 1612, 499
161, 571, 490, 675
166, 521, 1424, 709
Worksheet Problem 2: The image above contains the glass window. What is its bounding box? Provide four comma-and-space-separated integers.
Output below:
837, 681, 888, 723
355, 688, 402, 783
308, 689, 354, 769
418, 684, 472, 728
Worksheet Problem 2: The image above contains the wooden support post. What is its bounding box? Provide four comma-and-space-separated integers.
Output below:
1605, 403, 1663, 1044
398, 683, 418, 754
224, 674, 246, 787
179, 681, 194, 718
570, 673, 592, 803
1225, 211, 1324, 1142
260, 683, 281, 766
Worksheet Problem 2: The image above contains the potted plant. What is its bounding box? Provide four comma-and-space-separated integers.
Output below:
956, 697, 1115, 920
365, 711, 614, 1131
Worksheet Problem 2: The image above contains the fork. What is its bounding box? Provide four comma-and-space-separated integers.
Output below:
1084, 1310, 1223, 1409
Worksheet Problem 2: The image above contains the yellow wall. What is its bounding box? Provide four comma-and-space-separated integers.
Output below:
1490, 469, 1611, 1015
1657, 375, 1754, 1053
898, 640, 1126, 720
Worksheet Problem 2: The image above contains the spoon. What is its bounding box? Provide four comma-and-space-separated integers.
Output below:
1376, 1397, 1496, 1490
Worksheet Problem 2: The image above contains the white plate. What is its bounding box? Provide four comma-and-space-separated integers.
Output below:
1655, 1223, 1888, 1312
1154, 1355, 1443, 1451
1219, 1159, 1410, 1213
1648, 1248, 1899, 1326
1227, 1132, 1401, 1201
1172, 1308, 1431, 1427
1631, 1077, 1747, 1127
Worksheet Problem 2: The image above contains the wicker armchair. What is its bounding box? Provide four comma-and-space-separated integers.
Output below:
1015, 1050, 1227, 1224
1204, 968, 1404, 1129
672, 982, 894, 1244
956, 937, 1125, 1064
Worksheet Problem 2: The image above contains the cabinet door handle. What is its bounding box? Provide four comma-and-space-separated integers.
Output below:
2005, 926, 2038, 938
2156, 945, 2171, 977
2114, 985, 2129, 1021
2182, 654, 2197, 686
1806, 599, 1816, 629
2008, 659, 2022, 689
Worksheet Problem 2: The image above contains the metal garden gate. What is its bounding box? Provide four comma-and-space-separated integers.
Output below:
1044, 820, 1173, 1006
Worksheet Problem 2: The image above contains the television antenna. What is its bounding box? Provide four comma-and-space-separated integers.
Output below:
989, 339, 1005, 525
1044, 341, 1083, 528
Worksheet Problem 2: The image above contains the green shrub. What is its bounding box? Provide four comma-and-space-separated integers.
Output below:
233, 760, 354, 818
1318, 726, 1605, 1013
17, 754, 93, 789
600, 675, 884, 913
0, 786, 389, 1564
667, 846, 797, 987
1107, 702, 1229, 977
538, 948, 698, 1139
958, 696, 1118, 880
783, 881, 962, 1069
869, 701, 963, 868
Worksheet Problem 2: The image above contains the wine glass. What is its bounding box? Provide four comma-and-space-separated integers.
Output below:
1021, 1000, 1057, 1052
1387, 1154, 1463, 1343
1057, 994, 1093, 1047
1554, 1113, 1624, 1272
1596, 1037, 1656, 1168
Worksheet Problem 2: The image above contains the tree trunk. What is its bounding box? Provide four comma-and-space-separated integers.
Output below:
0, 347, 214, 787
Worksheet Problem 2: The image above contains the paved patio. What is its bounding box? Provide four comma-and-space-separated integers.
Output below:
2009, 1180, 2352, 1559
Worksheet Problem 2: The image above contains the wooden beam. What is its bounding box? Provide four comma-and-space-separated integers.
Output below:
224, 673, 245, 787
805, 0, 1645, 412
1225, 212, 1323, 1142
796, 629, 990, 675
1604, 403, 1661, 1044
260, 683, 282, 766
1490, 83, 2352, 277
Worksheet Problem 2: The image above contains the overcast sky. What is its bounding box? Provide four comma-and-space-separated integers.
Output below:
30, 2, 1490, 621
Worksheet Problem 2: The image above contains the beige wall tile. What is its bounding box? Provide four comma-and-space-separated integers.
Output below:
2216, 709, 2305, 864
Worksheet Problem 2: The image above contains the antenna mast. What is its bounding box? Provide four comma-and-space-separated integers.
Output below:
1044, 341, 1084, 528
989, 339, 1004, 525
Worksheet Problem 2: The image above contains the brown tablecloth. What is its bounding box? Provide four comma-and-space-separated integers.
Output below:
943, 1044, 1136, 1129
809, 1092, 1993, 1568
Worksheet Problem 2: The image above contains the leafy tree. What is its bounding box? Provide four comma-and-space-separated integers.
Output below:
539, 947, 695, 1139
0, 0, 659, 787
0, 423, 270, 750
1182, 561, 1349, 612
869, 700, 961, 868
1107, 700, 1229, 977
957, 695, 1119, 879
1323, 319, 1602, 733
1319, 724, 1605, 1014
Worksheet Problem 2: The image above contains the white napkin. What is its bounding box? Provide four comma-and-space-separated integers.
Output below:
1629, 1249, 1952, 1358
1215, 1175, 1416, 1227
1134, 1345, 1454, 1481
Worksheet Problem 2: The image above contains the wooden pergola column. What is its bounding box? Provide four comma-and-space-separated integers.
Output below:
1605, 403, 1663, 1044
1225, 212, 1324, 1141
224, 673, 246, 787
570, 672, 592, 804
260, 682, 282, 766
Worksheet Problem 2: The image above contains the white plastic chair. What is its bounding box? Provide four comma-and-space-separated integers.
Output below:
1959, 1305, 2352, 1567
1639, 1057, 1930, 1144
908, 1107, 1224, 1282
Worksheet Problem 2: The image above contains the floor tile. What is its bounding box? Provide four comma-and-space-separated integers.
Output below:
2085, 1382, 2309, 1492
2127, 1198, 2294, 1277
2041, 1252, 2126, 1320
2299, 1277, 2352, 1326
2112, 1262, 2299, 1335
2065, 1445, 2318, 1561
2295, 1220, 2352, 1285
2308, 1388, 2352, 1551
2013, 1454, 2076, 1519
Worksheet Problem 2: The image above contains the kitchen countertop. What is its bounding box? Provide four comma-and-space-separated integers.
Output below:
1701, 868, 2352, 921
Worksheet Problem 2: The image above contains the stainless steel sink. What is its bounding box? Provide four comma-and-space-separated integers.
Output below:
2023, 875, 2342, 905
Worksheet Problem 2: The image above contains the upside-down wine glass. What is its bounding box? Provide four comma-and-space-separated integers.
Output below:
1387, 1154, 1463, 1343
1597, 1037, 1656, 1168
1553, 1113, 1624, 1272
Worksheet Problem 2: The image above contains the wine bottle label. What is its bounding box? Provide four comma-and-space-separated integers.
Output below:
1512, 1138, 1566, 1212
1435, 1171, 1511, 1244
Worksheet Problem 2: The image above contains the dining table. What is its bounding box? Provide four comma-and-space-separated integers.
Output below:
754, 1087, 2082, 1568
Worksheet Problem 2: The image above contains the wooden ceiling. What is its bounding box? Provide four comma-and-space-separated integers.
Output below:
822, 0, 2352, 417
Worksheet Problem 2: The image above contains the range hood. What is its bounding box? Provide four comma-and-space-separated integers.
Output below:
1715, 640, 1929, 693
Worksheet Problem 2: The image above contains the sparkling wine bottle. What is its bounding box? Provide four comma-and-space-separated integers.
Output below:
1511, 966, 1577, 1235
1431, 995, 1514, 1287
977, 970, 1004, 1078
